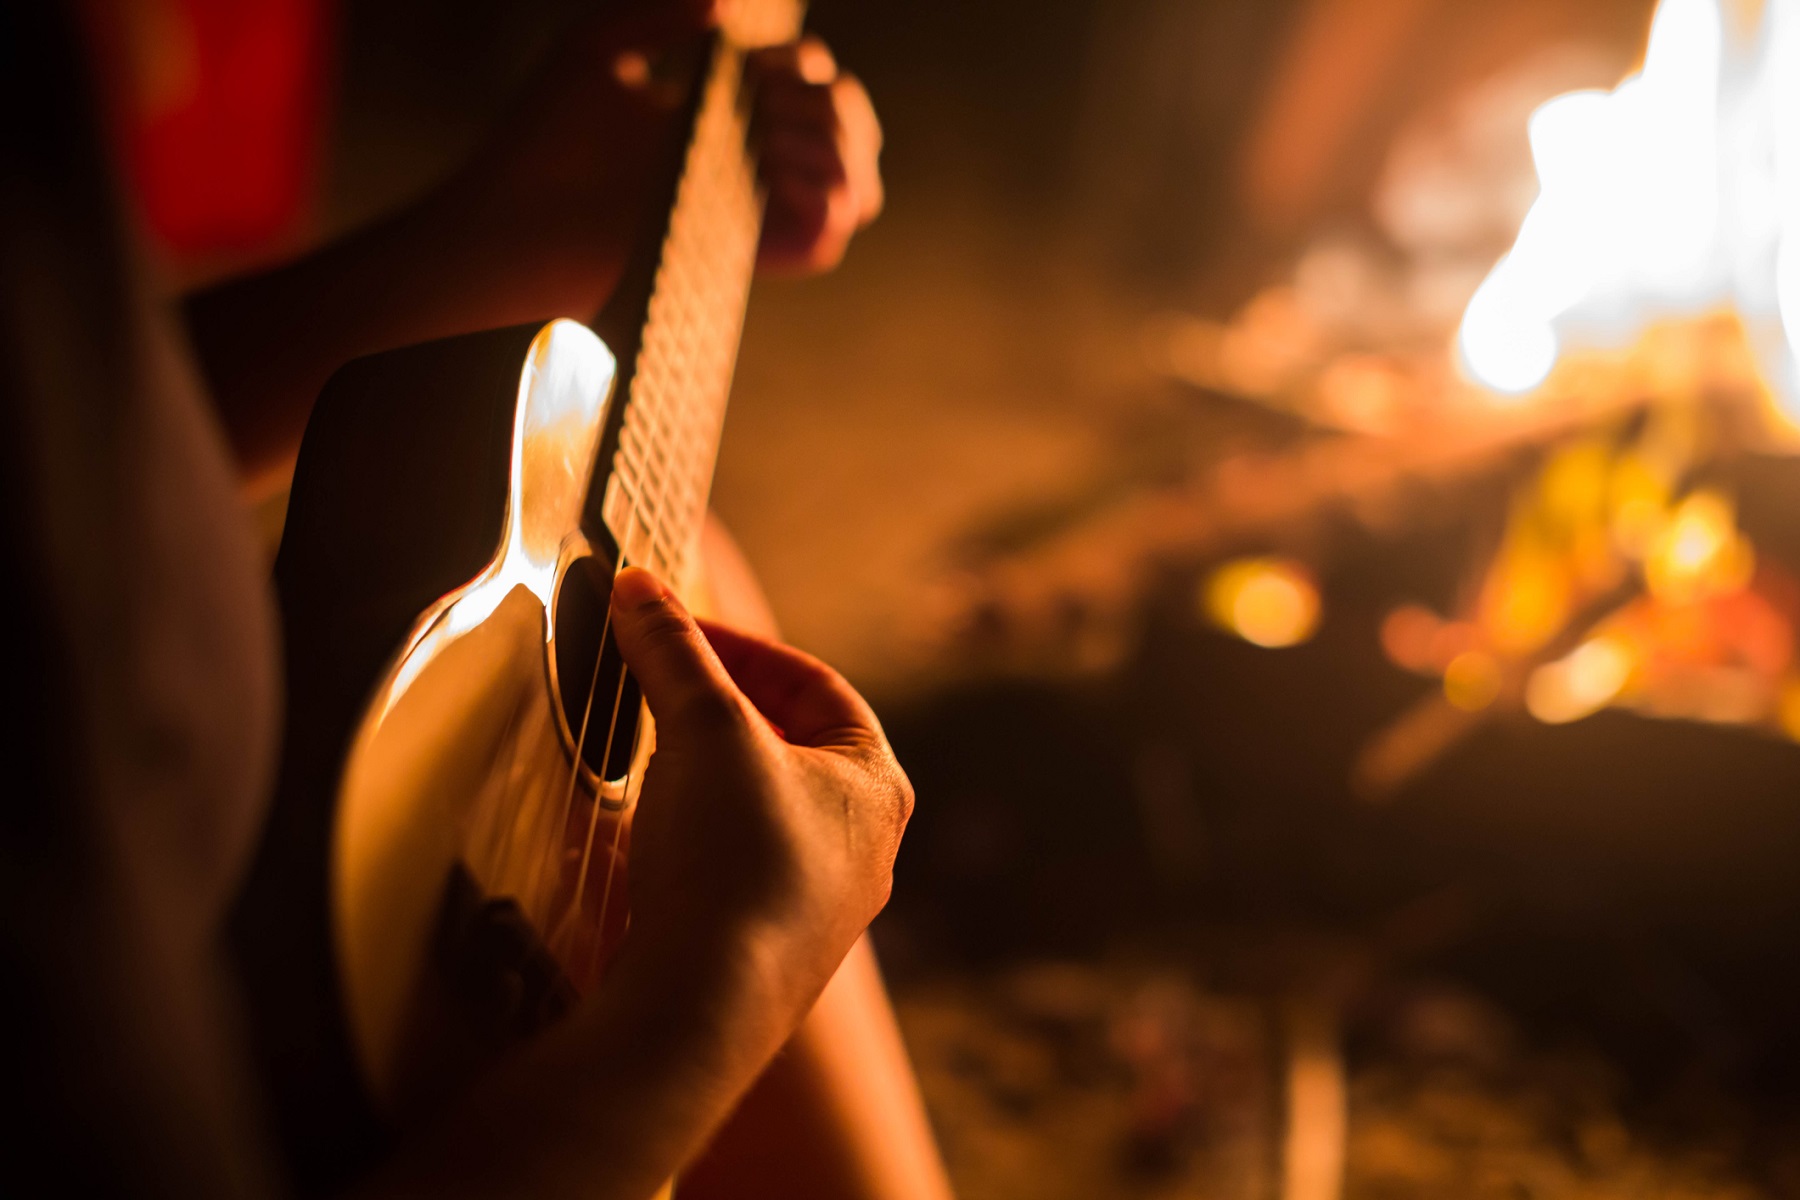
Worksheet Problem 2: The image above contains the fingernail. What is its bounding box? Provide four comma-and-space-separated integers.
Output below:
612, 566, 670, 610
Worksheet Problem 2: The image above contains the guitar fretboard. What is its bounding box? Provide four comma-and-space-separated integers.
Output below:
595, 0, 802, 590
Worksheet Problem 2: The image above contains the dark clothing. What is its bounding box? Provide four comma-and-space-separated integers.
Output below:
1, 4, 281, 1194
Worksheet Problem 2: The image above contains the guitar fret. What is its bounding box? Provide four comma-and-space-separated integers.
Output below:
593, 2, 799, 580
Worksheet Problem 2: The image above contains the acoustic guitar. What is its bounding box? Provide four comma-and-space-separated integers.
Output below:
229, 1, 806, 1189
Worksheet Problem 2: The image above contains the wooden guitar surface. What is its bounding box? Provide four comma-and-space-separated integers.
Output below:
330, 321, 638, 1116
235, 319, 710, 1191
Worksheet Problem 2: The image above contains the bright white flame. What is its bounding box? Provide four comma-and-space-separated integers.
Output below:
1460, 0, 1800, 409
1459, 264, 1560, 394
1776, 4, 1800, 410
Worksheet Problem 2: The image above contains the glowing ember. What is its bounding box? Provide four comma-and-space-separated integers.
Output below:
1443, 650, 1503, 712
1525, 635, 1635, 724
1203, 557, 1321, 648
1458, 0, 1800, 413
1644, 489, 1755, 602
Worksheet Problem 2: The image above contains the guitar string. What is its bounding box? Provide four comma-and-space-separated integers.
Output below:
551, 35, 753, 985
554, 464, 685, 960
550, 600, 615, 852
569, 662, 631, 923
549, 594, 616, 942
585, 751, 637, 986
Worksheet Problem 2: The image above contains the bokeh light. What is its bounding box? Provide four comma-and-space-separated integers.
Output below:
1202, 557, 1322, 649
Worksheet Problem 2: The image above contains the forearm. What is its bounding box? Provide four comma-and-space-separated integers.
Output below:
184, 184, 629, 497
680, 936, 954, 1200
355, 924, 812, 1200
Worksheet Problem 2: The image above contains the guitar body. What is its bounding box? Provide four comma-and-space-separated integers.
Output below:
234, 320, 680, 1185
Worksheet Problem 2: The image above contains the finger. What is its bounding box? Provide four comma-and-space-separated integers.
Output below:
835, 73, 885, 218
695, 619, 884, 750
756, 79, 881, 217
755, 77, 839, 136
608, 568, 746, 739
758, 175, 853, 274
832, 74, 884, 222
759, 126, 848, 187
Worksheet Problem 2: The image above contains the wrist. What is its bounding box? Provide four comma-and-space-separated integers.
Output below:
611, 910, 824, 1039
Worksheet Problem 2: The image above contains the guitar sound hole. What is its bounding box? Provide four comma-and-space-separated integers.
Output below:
553, 556, 643, 788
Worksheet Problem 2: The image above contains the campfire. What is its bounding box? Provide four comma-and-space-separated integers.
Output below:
946, 0, 1800, 798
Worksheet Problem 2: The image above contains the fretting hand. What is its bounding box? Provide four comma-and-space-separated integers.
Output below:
748, 36, 885, 275
189, 1, 884, 490
428, 1, 884, 320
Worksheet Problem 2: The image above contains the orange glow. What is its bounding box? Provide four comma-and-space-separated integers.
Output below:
1778, 678, 1800, 740
1608, 453, 1673, 560
1644, 489, 1754, 603
1526, 635, 1635, 725
1316, 354, 1409, 433
1218, 289, 1317, 397
1380, 605, 1441, 674
1443, 650, 1502, 712
1203, 557, 1321, 648
1479, 535, 1570, 655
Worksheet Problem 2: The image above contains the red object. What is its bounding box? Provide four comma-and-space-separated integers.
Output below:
87, 0, 334, 259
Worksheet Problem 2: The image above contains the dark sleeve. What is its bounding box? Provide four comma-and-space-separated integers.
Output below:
0, 4, 282, 1195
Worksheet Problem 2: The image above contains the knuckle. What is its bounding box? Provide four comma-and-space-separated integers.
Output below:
830, 74, 863, 104
893, 774, 916, 826
855, 750, 915, 838
885, 773, 915, 840
833, 76, 878, 129
869, 872, 895, 917
798, 36, 838, 82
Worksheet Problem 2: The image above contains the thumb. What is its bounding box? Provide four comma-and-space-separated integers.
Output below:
608, 566, 743, 738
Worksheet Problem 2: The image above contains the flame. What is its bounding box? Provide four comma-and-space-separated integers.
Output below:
1459, 0, 1800, 413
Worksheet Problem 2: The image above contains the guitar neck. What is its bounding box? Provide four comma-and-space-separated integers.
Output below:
584, 0, 803, 591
